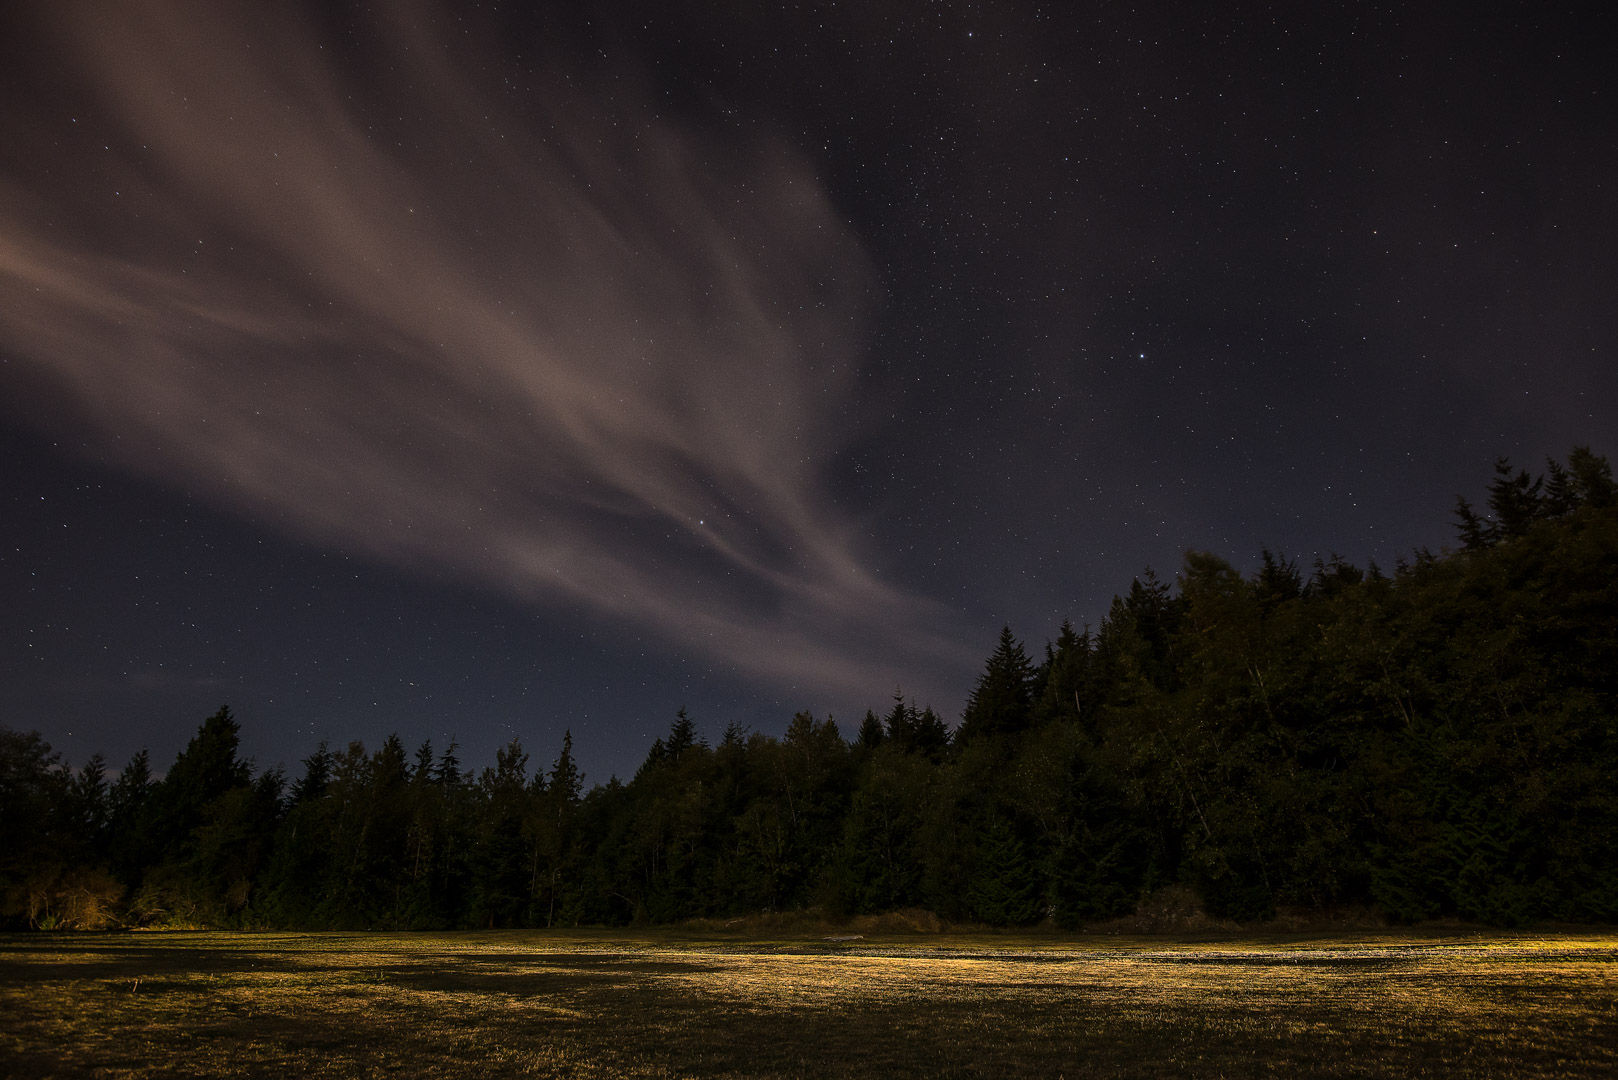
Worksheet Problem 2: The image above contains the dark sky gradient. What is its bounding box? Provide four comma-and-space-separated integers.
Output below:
3, 1, 1613, 782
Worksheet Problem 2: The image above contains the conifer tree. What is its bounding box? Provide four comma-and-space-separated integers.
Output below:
636, 737, 667, 779
60, 753, 111, 875
1034, 620, 1092, 728
434, 739, 463, 787
412, 739, 435, 783
549, 731, 582, 806
292, 743, 332, 803
1255, 549, 1303, 604
856, 710, 885, 749
1568, 445, 1616, 507
1486, 456, 1544, 539
956, 626, 1035, 744
107, 748, 155, 884
967, 812, 1041, 925
148, 706, 251, 865
1543, 458, 1579, 517
666, 708, 699, 759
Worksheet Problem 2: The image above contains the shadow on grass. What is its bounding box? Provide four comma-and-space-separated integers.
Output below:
3, 932, 1617, 1078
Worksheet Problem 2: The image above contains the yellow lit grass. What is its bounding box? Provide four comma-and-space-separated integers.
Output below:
3, 931, 1616, 1077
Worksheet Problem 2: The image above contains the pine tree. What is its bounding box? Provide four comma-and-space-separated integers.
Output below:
67, 753, 110, 858
534, 731, 583, 927
549, 731, 582, 805
469, 738, 530, 928
1567, 445, 1616, 507
666, 708, 699, 759
149, 706, 251, 864
1308, 553, 1364, 597
412, 739, 435, 783
1454, 496, 1493, 549
884, 691, 914, 746
108, 749, 155, 883
967, 812, 1041, 925
292, 743, 332, 803
1255, 549, 1303, 604
434, 739, 463, 787
856, 710, 885, 750
1543, 458, 1579, 517
636, 737, 668, 779
1486, 457, 1543, 539
1034, 620, 1092, 728
956, 627, 1035, 745
912, 707, 951, 757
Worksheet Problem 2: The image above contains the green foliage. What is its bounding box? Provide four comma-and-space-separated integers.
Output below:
10, 448, 1616, 930
966, 812, 1042, 925
956, 627, 1035, 744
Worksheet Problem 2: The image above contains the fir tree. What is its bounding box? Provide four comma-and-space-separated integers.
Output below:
110, 748, 152, 815
666, 708, 700, 759
1255, 548, 1303, 604
1454, 496, 1492, 548
292, 743, 332, 803
549, 731, 582, 806
412, 739, 435, 783
967, 813, 1041, 925
434, 739, 463, 787
1568, 445, 1616, 507
67, 753, 110, 856
856, 710, 885, 750
956, 626, 1035, 744
1486, 456, 1543, 539
149, 706, 252, 864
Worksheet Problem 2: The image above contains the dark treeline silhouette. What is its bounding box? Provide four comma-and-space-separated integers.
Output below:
3, 449, 1615, 930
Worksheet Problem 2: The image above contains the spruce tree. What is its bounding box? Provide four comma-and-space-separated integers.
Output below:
434, 739, 463, 787
1035, 620, 1092, 728
108, 749, 154, 882
856, 710, 885, 750
666, 708, 699, 759
1255, 549, 1303, 603
967, 813, 1041, 925
412, 739, 435, 783
956, 626, 1035, 744
291, 743, 332, 803
149, 706, 251, 864
1568, 445, 1616, 507
1486, 457, 1544, 539
549, 731, 582, 805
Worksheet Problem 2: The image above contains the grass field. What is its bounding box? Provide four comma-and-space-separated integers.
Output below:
2, 929, 1616, 1077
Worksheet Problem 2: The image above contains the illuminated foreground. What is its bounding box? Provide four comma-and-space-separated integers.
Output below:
3, 931, 1616, 1077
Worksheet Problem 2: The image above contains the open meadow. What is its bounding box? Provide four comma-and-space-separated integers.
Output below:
2, 929, 1616, 1078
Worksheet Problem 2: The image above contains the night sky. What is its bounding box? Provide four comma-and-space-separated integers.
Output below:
3, 2, 1613, 783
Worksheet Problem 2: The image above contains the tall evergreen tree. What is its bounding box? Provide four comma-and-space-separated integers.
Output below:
967, 812, 1041, 925
956, 626, 1035, 744
147, 706, 252, 865
856, 710, 885, 750
291, 743, 332, 804
1568, 445, 1616, 507
1034, 620, 1092, 729
666, 708, 699, 759
1486, 457, 1544, 539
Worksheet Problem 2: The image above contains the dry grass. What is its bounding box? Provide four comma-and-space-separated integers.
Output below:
3, 928, 1616, 1077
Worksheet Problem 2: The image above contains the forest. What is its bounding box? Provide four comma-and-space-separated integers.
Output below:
3, 448, 1615, 931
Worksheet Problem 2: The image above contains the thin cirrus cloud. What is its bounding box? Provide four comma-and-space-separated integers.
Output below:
0, 1, 977, 703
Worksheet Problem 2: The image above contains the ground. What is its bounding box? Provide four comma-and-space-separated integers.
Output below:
3, 929, 1616, 1077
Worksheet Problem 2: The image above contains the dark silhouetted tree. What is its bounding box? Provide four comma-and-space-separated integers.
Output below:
956, 627, 1035, 744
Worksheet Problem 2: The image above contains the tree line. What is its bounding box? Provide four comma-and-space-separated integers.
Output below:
3, 448, 1615, 930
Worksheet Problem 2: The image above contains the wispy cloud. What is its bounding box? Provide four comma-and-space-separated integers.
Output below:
0, 1, 976, 702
